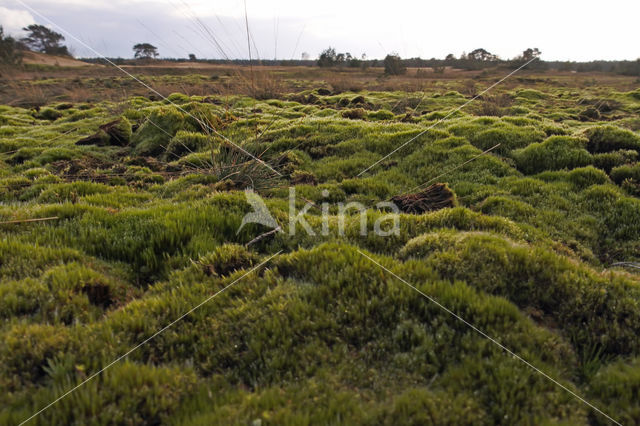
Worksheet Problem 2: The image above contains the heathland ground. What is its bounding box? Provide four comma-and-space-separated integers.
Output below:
1, 62, 640, 424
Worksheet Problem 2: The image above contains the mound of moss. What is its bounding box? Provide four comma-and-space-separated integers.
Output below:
593, 150, 638, 173
166, 130, 218, 158
513, 136, 593, 174
132, 106, 194, 155
448, 117, 546, 155
584, 125, 640, 153
610, 163, 640, 184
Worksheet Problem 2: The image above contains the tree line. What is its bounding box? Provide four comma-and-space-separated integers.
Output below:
316, 46, 543, 74
1, 28, 639, 77
312, 46, 639, 76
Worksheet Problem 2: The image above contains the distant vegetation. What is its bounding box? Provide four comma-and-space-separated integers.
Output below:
463, 47, 500, 62
0, 26, 637, 77
133, 43, 159, 60
317, 47, 365, 68
0, 26, 22, 65
383, 53, 406, 75
20, 24, 70, 57
64, 44, 640, 77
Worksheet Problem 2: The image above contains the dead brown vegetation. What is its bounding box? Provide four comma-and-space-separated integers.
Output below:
390, 183, 457, 214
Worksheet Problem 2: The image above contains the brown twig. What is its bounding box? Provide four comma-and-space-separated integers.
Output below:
0, 216, 59, 225
299, 196, 322, 211
246, 226, 281, 247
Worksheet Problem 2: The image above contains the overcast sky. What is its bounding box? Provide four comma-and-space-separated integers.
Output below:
1, 0, 638, 61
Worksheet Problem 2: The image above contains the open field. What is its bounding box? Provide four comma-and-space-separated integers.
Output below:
1, 64, 640, 424
3, 61, 638, 106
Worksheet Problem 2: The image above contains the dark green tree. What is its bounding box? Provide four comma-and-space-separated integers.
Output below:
468, 48, 498, 61
0, 26, 22, 65
348, 53, 362, 68
317, 47, 337, 67
520, 48, 541, 61
383, 53, 406, 75
21, 24, 69, 56
133, 43, 159, 60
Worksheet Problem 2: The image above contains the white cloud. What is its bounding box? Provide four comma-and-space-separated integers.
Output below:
0, 6, 36, 36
